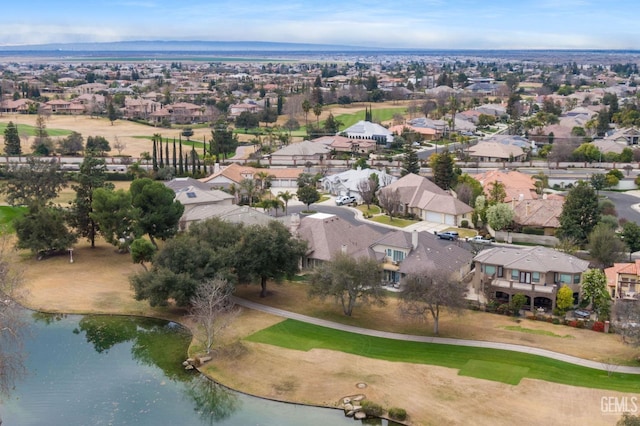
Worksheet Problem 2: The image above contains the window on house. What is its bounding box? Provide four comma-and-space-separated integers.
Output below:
484, 265, 496, 276
497, 266, 503, 278
559, 274, 572, 284
511, 269, 519, 280
519, 272, 532, 284
392, 250, 405, 262
532, 272, 540, 283
574, 274, 581, 284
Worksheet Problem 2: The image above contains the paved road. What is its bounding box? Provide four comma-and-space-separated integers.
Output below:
232, 297, 640, 375
602, 190, 640, 224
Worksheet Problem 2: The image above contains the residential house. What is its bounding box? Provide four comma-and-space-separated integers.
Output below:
341, 120, 394, 148
371, 229, 473, 286
180, 204, 281, 230
605, 261, 640, 300
320, 168, 397, 202
468, 142, 526, 162
294, 213, 383, 268
172, 186, 234, 212
312, 135, 377, 154
269, 140, 331, 165
605, 127, 640, 146
200, 163, 304, 189
511, 197, 564, 236
0, 98, 38, 114
475, 170, 539, 202
378, 173, 473, 226
388, 124, 438, 141
473, 246, 589, 311
229, 102, 260, 118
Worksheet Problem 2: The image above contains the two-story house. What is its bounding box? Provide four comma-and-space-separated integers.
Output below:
370, 230, 473, 286
473, 246, 589, 311
605, 261, 640, 300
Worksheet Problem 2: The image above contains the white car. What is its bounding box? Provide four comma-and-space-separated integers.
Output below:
335, 195, 357, 206
466, 235, 492, 244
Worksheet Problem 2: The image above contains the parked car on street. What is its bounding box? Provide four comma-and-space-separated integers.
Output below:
335, 195, 357, 206
573, 309, 591, 319
437, 231, 459, 241
466, 235, 492, 244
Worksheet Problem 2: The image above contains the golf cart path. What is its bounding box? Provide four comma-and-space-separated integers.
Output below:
232, 297, 640, 374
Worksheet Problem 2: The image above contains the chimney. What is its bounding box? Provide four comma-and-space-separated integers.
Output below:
341, 244, 348, 254
412, 229, 419, 250
526, 201, 530, 216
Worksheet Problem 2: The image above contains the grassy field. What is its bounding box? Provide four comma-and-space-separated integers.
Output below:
246, 319, 640, 391
0, 206, 26, 231
369, 215, 417, 227
0, 122, 73, 137
503, 325, 574, 339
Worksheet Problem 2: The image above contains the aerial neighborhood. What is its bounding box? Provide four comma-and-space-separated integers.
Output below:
3, 51, 640, 425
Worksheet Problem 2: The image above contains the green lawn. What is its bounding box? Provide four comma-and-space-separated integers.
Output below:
503, 325, 574, 339
356, 205, 382, 216
246, 319, 640, 391
0, 122, 72, 137
132, 135, 206, 149
0, 206, 27, 231
369, 215, 417, 228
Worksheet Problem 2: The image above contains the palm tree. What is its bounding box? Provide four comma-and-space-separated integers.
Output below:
313, 103, 323, 126
254, 171, 274, 193
239, 178, 258, 207
302, 99, 311, 126
228, 183, 240, 204
278, 190, 294, 215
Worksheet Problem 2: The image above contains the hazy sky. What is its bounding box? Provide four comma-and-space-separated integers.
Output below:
1, 0, 639, 49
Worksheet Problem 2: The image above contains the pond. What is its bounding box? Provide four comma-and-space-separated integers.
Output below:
0, 312, 399, 425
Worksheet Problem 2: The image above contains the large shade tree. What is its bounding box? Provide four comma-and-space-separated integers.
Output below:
1, 157, 67, 207
69, 156, 114, 248
235, 221, 307, 297
557, 180, 600, 246
308, 252, 385, 316
130, 178, 184, 248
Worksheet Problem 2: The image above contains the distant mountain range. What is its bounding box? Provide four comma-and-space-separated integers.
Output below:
0, 40, 384, 52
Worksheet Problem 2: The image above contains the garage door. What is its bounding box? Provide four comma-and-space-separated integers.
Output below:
445, 215, 456, 226
425, 211, 442, 223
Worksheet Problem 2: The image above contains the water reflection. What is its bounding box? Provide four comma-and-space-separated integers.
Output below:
3, 312, 371, 425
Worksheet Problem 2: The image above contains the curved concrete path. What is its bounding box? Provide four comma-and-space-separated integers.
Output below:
232, 297, 640, 375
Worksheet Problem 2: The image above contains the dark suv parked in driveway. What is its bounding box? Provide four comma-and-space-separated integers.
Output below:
437, 231, 459, 241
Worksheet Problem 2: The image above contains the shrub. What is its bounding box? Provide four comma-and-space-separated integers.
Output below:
460, 219, 469, 228
361, 400, 385, 417
552, 318, 560, 325
568, 320, 578, 327
522, 227, 544, 235
388, 407, 407, 421
575, 320, 585, 329
592, 321, 605, 332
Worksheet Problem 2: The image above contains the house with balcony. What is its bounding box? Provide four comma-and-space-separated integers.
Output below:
605, 261, 640, 300
370, 229, 473, 286
472, 246, 589, 311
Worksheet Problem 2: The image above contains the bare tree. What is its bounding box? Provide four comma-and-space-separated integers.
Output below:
399, 268, 467, 335
612, 301, 640, 347
0, 236, 27, 408
113, 136, 126, 156
189, 278, 239, 355
378, 187, 401, 220
357, 177, 378, 209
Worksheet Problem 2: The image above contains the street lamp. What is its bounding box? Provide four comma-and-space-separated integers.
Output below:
69, 248, 74, 264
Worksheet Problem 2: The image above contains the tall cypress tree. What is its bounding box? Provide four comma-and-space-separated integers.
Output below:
165, 139, 169, 168
202, 135, 207, 157
191, 147, 196, 175
152, 135, 158, 171
172, 138, 177, 171
178, 138, 184, 175
3, 121, 21, 155
158, 137, 164, 168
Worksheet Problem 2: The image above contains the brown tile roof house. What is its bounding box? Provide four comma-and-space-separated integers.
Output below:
605, 261, 640, 300
476, 170, 538, 202
379, 173, 473, 226
511, 198, 564, 235
473, 246, 589, 311
180, 204, 281, 230
269, 140, 331, 164
173, 186, 234, 212
294, 213, 383, 267
200, 163, 304, 189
